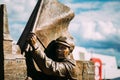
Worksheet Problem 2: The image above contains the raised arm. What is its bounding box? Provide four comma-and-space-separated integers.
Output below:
27, 33, 77, 79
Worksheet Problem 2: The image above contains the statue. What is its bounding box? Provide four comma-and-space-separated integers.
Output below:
25, 33, 77, 80
17, 0, 77, 79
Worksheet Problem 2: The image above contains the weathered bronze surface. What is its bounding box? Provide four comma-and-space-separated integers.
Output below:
17, 0, 75, 79
35, 0, 74, 49
17, 0, 42, 52
17, 0, 74, 52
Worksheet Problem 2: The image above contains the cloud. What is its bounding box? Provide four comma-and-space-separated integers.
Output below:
66, 2, 101, 11
9, 0, 36, 22
98, 21, 116, 35
1, 0, 37, 23
58, 0, 73, 3
68, 1, 120, 43
1, 0, 37, 41
67, 1, 120, 65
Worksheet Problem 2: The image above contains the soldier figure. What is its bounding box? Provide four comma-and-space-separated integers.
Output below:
26, 33, 77, 80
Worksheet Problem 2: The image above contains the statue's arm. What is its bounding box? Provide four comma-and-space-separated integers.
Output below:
32, 49, 76, 79
27, 33, 77, 79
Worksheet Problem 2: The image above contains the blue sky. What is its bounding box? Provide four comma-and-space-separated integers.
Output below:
1, 0, 120, 66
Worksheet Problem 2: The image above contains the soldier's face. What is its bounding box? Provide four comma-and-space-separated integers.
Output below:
55, 43, 70, 59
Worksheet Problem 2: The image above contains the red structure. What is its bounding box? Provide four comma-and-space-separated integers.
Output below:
91, 58, 102, 80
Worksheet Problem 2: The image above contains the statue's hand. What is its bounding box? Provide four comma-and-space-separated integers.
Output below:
27, 33, 39, 50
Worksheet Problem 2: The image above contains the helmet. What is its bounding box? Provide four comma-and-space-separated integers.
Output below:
55, 35, 75, 53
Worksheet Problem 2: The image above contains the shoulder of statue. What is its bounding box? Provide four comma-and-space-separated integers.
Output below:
64, 58, 76, 66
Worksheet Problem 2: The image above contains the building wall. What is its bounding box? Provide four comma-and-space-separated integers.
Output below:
73, 46, 120, 79
3, 40, 12, 54
76, 60, 95, 80
4, 58, 27, 80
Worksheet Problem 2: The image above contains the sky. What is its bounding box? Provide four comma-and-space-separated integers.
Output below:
1, 0, 120, 66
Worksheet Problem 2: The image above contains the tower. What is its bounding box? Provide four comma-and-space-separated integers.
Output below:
2, 4, 13, 54
0, 4, 27, 80
0, 4, 13, 80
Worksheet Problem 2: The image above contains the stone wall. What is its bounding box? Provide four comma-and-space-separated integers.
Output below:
4, 57, 27, 80
76, 61, 95, 80
3, 40, 12, 54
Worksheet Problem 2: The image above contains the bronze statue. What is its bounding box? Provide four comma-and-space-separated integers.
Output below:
17, 0, 77, 79
25, 33, 77, 80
